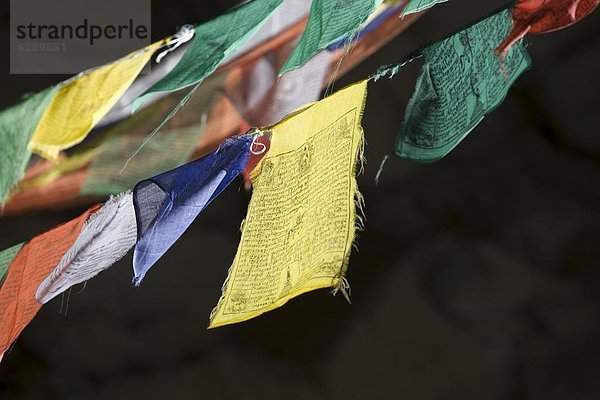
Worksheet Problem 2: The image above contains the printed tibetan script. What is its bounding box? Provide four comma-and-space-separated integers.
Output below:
210, 80, 368, 328
396, 10, 531, 162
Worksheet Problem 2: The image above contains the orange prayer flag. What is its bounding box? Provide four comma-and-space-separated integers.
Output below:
497, 0, 599, 57
0, 204, 101, 354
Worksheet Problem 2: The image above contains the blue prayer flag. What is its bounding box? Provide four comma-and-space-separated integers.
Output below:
132, 135, 253, 285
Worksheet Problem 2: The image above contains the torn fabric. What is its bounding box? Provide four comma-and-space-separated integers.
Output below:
28, 41, 163, 160
0, 204, 100, 354
209, 80, 368, 328
497, 0, 599, 57
132, 135, 253, 285
401, 0, 448, 16
0, 243, 24, 288
36, 192, 137, 304
0, 87, 58, 203
280, 0, 380, 75
133, 0, 284, 111
395, 10, 532, 162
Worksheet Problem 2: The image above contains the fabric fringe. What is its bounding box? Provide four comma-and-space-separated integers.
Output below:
331, 84, 368, 302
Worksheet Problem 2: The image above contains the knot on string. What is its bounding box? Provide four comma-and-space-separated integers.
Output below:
156, 24, 195, 64
250, 134, 268, 155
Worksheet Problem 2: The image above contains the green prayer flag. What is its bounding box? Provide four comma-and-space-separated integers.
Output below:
0, 243, 24, 287
401, 0, 448, 16
280, 0, 379, 75
133, 0, 283, 111
0, 87, 58, 203
395, 10, 532, 162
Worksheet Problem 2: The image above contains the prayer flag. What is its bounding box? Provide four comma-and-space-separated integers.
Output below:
28, 41, 163, 160
209, 80, 368, 328
132, 135, 253, 285
36, 192, 137, 304
0, 87, 58, 203
0, 204, 100, 354
280, 0, 380, 74
395, 10, 531, 162
496, 0, 599, 57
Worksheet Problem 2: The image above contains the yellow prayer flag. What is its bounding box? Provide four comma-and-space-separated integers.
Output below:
28, 41, 163, 160
209, 80, 368, 328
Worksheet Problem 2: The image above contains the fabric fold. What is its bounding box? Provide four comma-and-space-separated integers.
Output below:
280, 0, 380, 75
132, 135, 253, 285
393, 9, 531, 162
36, 192, 137, 304
28, 41, 163, 160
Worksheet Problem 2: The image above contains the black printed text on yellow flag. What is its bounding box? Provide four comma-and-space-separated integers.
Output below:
209, 80, 368, 328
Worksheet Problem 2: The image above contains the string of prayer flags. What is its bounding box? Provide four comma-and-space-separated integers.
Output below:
209, 80, 368, 328
133, 0, 284, 111
401, 0, 448, 16
0, 87, 58, 203
0, 243, 24, 287
132, 135, 254, 286
280, 0, 380, 75
1, 0, 411, 216
496, 0, 599, 57
28, 41, 164, 160
36, 192, 137, 305
0, 204, 100, 354
392, 9, 531, 163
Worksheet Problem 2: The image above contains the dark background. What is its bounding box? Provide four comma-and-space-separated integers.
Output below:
1, 1, 600, 399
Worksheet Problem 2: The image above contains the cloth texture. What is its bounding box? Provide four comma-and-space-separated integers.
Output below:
281, 0, 379, 74
210, 80, 368, 328
496, 0, 598, 57
395, 10, 532, 162
133, 0, 284, 111
401, 0, 448, 15
82, 73, 226, 196
0, 243, 24, 288
36, 192, 137, 304
28, 41, 162, 160
0, 87, 58, 203
0, 204, 100, 354
132, 135, 253, 285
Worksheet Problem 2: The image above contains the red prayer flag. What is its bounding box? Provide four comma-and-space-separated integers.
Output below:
0, 204, 101, 354
497, 0, 599, 57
